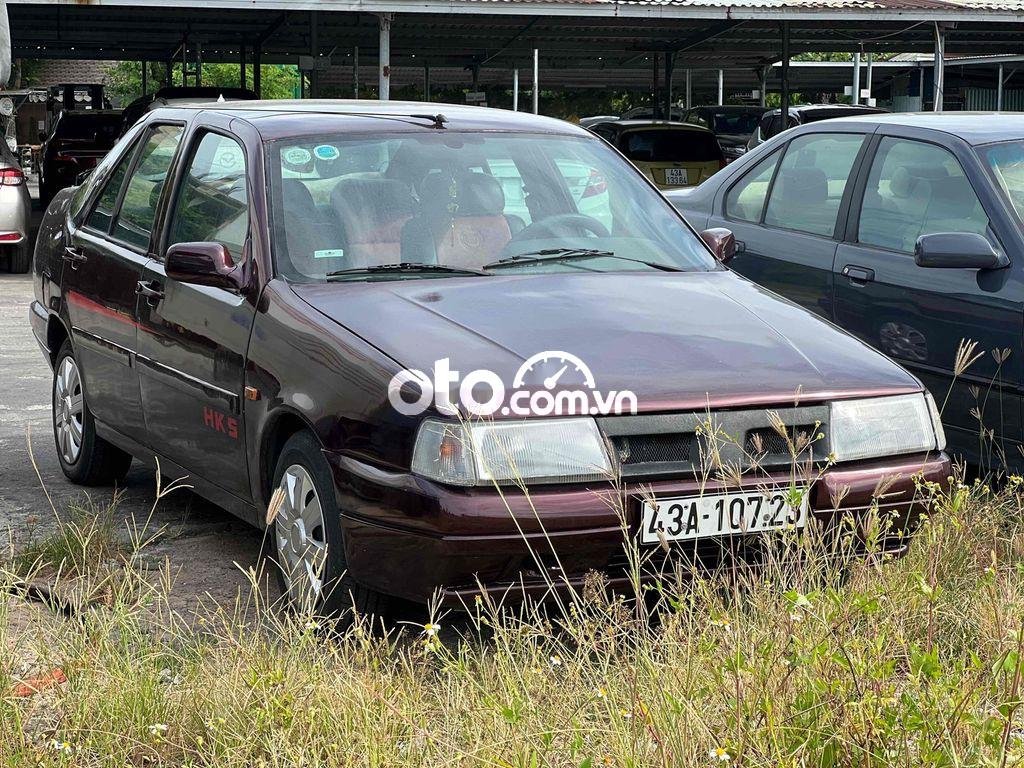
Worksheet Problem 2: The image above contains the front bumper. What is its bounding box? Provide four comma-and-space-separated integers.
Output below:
328, 451, 950, 606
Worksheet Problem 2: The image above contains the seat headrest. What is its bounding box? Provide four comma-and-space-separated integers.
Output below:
281, 178, 317, 213
418, 171, 506, 217
890, 163, 949, 199
775, 167, 827, 205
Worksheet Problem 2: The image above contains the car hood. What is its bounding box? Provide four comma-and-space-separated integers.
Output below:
292, 271, 920, 414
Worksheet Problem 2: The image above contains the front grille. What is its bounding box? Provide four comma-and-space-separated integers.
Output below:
744, 424, 818, 461
598, 406, 829, 479
613, 432, 698, 466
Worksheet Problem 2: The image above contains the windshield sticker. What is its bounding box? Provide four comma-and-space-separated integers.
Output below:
314, 249, 345, 260
283, 147, 312, 167
314, 144, 340, 161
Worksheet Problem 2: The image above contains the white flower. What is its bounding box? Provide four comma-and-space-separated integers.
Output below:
423, 622, 441, 637
709, 746, 732, 762
549, 655, 562, 667
147, 723, 169, 738
49, 739, 73, 755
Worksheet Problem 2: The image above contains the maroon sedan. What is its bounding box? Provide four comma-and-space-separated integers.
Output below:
30, 101, 948, 615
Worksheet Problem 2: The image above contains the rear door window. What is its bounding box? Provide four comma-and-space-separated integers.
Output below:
763, 133, 864, 237
858, 137, 991, 253
110, 124, 183, 250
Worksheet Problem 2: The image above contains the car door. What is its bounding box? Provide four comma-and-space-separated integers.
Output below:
706, 130, 870, 318
834, 133, 1024, 464
61, 123, 182, 443
135, 119, 257, 498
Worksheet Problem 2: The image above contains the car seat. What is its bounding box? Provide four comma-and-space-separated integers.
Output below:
330, 178, 416, 267
279, 179, 348, 277
765, 166, 831, 234
400, 171, 513, 270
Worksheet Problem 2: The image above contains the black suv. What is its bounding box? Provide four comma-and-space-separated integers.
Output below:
745, 104, 887, 151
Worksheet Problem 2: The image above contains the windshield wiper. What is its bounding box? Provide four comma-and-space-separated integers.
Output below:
326, 262, 490, 279
482, 247, 684, 272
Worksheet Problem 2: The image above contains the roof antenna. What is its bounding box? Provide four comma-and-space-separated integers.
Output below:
410, 113, 447, 129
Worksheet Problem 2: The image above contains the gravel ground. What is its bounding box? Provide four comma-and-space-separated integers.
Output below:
0, 272, 272, 614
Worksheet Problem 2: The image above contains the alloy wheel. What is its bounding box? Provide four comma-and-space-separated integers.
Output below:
275, 463, 328, 608
54, 356, 84, 465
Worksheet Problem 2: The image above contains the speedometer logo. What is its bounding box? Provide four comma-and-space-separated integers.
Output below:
512, 351, 596, 390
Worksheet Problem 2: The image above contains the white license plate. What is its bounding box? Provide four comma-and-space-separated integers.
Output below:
664, 168, 689, 186
640, 489, 808, 544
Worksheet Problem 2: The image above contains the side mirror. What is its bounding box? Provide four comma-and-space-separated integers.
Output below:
165, 241, 246, 292
914, 232, 1008, 270
700, 227, 737, 265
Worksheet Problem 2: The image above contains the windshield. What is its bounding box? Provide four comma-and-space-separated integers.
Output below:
711, 112, 762, 135
267, 130, 715, 281
980, 140, 1024, 219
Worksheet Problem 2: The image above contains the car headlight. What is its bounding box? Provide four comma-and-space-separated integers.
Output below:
411, 417, 613, 486
829, 392, 945, 463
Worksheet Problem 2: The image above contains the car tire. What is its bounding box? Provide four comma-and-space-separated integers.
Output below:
271, 430, 388, 622
8, 240, 30, 274
52, 340, 133, 486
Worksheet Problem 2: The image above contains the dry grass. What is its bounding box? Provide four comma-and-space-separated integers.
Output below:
1, 469, 1024, 766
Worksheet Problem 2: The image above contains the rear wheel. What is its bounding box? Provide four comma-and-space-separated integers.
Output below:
271, 431, 388, 622
52, 340, 132, 485
7, 240, 30, 273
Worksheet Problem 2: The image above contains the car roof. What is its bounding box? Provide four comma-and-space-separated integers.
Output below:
600, 119, 712, 132
149, 99, 589, 139
690, 105, 766, 113
765, 103, 886, 117
820, 111, 1024, 145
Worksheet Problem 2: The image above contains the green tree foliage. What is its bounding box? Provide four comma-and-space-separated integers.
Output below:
104, 61, 299, 105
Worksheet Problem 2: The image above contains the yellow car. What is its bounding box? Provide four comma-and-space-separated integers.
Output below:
589, 120, 726, 189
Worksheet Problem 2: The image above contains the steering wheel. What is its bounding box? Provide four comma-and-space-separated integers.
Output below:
512, 213, 610, 241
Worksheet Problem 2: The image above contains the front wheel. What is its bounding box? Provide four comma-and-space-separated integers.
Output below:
271, 431, 388, 622
52, 340, 132, 485
7, 240, 29, 273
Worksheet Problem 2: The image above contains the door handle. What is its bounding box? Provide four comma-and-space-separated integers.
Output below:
841, 265, 875, 285
136, 279, 164, 304
62, 246, 88, 269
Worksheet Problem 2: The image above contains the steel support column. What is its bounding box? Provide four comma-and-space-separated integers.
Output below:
852, 51, 861, 105
780, 21, 790, 127
717, 69, 724, 105
353, 46, 359, 98
379, 13, 392, 101
865, 53, 873, 102
997, 63, 1004, 110
239, 44, 246, 90
424, 63, 430, 101
651, 53, 659, 118
513, 68, 519, 111
933, 22, 946, 112
253, 44, 261, 97
532, 48, 539, 115
664, 52, 674, 118
758, 66, 767, 107
141, 61, 148, 95
685, 69, 692, 109
309, 11, 319, 98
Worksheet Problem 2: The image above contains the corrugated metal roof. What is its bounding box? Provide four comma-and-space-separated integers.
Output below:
461, 0, 1023, 8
